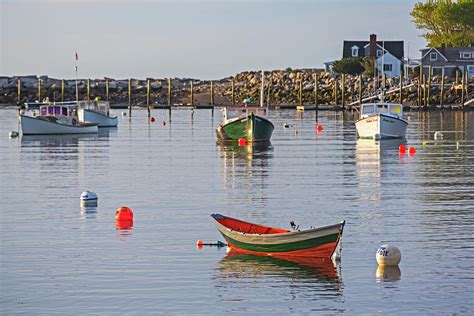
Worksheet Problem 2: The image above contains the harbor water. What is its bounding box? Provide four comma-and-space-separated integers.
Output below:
1, 108, 473, 314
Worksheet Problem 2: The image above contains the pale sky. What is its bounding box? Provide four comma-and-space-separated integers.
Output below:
1, 0, 426, 80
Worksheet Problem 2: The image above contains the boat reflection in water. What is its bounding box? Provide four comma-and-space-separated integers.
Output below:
217, 140, 273, 161
20, 133, 99, 147
215, 249, 342, 287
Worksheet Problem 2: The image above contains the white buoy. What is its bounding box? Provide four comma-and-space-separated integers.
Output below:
456, 141, 459, 150
434, 131, 443, 140
122, 111, 127, 116
80, 191, 98, 206
376, 244, 401, 266
9, 131, 19, 138
283, 123, 290, 128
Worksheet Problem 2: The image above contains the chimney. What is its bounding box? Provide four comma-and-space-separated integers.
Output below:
440, 43, 446, 55
370, 34, 377, 58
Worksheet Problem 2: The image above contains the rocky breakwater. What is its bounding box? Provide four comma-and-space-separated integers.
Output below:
1, 70, 472, 108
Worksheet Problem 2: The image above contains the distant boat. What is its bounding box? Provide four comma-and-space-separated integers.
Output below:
20, 102, 98, 135
355, 102, 408, 140
216, 71, 274, 142
211, 213, 345, 260
77, 100, 118, 127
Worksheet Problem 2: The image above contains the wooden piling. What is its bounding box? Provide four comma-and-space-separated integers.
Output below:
106, 79, 109, 101
231, 79, 235, 105
341, 74, 345, 110
147, 79, 151, 117
427, 66, 431, 106
61, 79, 65, 102
87, 79, 90, 101
422, 74, 427, 108
455, 70, 459, 98
17, 78, 21, 104
298, 79, 302, 106
210, 81, 214, 106
38, 78, 41, 102
399, 74, 403, 104
461, 66, 466, 108
167, 78, 171, 106
358, 74, 363, 110
128, 78, 132, 116
440, 75, 445, 108
418, 64, 422, 107
190, 80, 194, 107
334, 79, 338, 106
314, 73, 319, 111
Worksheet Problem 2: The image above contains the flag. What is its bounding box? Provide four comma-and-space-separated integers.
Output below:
75, 52, 79, 61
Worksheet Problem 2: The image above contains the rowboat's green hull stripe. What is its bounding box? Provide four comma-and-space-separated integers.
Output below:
220, 115, 274, 141
220, 232, 339, 253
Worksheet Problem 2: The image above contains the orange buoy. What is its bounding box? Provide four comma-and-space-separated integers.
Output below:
408, 147, 416, 155
196, 239, 203, 246
150, 117, 155, 123
238, 138, 247, 146
399, 144, 406, 153
115, 206, 134, 221
316, 124, 323, 132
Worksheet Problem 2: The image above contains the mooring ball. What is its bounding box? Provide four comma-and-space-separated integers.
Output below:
80, 191, 98, 201
150, 117, 155, 123
316, 124, 323, 132
9, 131, 19, 138
115, 206, 134, 221
376, 244, 401, 266
408, 147, 416, 155
122, 112, 127, 116
238, 138, 247, 146
283, 123, 290, 128
399, 144, 406, 153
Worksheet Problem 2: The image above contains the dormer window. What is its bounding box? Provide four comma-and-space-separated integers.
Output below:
430, 52, 437, 61
351, 45, 359, 57
376, 50, 382, 57
460, 52, 472, 59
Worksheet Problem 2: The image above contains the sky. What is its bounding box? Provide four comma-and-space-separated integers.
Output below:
0, 0, 426, 80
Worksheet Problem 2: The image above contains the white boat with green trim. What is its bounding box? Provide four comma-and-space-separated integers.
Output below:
355, 102, 408, 140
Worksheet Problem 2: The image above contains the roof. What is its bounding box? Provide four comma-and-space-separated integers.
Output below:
343, 41, 404, 59
421, 47, 474, 61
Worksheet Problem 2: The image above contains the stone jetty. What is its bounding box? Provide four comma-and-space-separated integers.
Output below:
1, 70, 472, 109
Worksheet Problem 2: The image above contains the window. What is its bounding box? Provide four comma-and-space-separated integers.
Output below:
362, 105, 375, 115
351, 45, 359, 57
390, 105, 401, 114
377, 50, 382, 57
430, 52, 437, 61
383, 64, 392, 71
461, 52, 472, 59
376, 104, 388, 113
432, 67, 443, 76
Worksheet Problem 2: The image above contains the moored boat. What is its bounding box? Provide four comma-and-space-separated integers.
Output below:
211, 213, 345, 259
20, 102, 98, 135
355, 102, 408, 140
78, 100, 118, 127
216, 70, 274, 142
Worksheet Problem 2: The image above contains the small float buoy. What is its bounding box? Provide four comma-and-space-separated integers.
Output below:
283, 123, 290, 128
9, 131, 19, 138
80, 191, 98, 206
162, 120, 166, 126
408, 147, 416, 155
238, 138, 247, 146
115, 206, 134, 221
376, 244, 401, 266
316, 124, 323, 132
196, 240, 204, 249
399, 144, 406, 153
421, 141, 428, 146
122, 112, 127, 116
434, 131, 443, 140
150, 117, 155, 123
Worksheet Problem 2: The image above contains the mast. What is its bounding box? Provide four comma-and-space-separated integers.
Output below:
75, 52, 79, 103
260, 70, 264, 108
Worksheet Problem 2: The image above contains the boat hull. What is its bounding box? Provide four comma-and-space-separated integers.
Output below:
216, 113, 274, 142
211, 214, 344, 259
356, 114, 408, 139
78, 109, 118, 127
20, 115, 98, 135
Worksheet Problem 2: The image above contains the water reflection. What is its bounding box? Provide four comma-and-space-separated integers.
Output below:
20, 134, 99, 147
375, 265, 401, 283
214, 251, 343, 296
79, 204, 98, 219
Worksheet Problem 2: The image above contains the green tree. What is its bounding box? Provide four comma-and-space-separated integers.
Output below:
332, 57, 365, 75
410, 0, 474, 47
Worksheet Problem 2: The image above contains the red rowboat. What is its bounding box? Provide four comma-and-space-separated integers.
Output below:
211, 214, 345, 259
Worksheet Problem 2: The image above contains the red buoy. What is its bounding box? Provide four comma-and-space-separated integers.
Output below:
150, 117, 155, 123
238, 138, 247, 146
399, 144, 406, 153
115, 206, 134, 221
316, 124, 323, 132
408, 147, 416, 155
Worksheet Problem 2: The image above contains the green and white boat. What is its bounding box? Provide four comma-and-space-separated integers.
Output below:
216, 71, 274, 142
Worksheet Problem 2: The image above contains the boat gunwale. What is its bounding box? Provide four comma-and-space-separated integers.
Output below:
355, 112, 408, 125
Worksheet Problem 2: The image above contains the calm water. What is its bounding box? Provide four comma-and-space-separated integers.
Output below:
1, 108, 473, 315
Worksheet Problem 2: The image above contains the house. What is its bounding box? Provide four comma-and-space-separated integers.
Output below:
420, 46, 474, 77
342, 34, 404, 77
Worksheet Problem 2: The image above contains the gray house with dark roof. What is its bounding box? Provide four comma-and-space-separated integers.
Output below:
420, 46, 474, 77
341, 34, 404, 77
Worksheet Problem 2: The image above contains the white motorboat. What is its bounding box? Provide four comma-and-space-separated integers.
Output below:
77, 100, 118, 127
355, 102, 408, 140
20, 102, 98, 135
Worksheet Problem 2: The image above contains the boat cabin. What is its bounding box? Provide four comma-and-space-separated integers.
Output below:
78, 100, 110, 113
223, 106, 268, 122
360, 103, 403, 119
